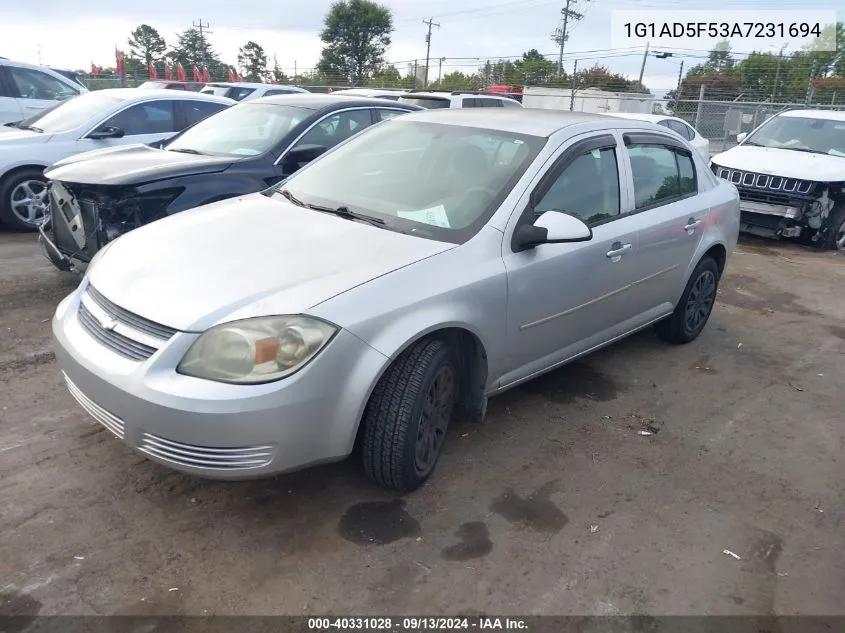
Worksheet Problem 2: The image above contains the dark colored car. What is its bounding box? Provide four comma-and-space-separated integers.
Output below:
137, 81, 205, 92
41, 94, 422, 271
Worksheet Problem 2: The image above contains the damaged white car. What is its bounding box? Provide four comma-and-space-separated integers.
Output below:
710, 109, 845, 251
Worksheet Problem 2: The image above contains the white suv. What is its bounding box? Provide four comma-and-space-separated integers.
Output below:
398, 90, 522, 109
0, 58, 87, 126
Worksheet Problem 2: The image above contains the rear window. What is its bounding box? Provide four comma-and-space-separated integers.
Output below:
398, 96, 450, 109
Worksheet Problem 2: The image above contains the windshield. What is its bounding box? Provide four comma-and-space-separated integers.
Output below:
398, 96, 450, 109
17, 91, 123, 133
201, 85, 230, 96
274, 120, 545, 243
745, 115, 845, 157
165, 102, 312, 157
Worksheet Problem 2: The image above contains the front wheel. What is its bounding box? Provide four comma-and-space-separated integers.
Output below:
362, 338, 457, 491
655, 256, 720, 345
816, 206, 845, 252
0, 168, 49, 231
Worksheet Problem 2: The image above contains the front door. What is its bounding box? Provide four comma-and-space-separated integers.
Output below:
499, 132, 644, 387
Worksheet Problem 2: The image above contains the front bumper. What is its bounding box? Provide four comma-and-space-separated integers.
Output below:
52, 285, 388, 479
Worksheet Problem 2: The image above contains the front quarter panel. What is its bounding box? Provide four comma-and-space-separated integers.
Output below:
309, 225, 509, 390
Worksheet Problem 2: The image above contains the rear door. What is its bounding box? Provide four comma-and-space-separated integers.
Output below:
621, 131, 708, 313
0, 66, 24, 125
77, 99, 179, 153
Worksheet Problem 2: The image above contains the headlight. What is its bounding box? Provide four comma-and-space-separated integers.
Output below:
177, 316, 337, 384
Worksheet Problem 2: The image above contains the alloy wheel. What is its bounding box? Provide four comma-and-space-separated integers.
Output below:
414, 364, 455, 476
10, 179, 49, 227
684, 269, 717, 334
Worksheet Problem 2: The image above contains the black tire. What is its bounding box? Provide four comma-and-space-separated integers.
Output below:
655, 256, 720, 345
362, 338, 457, 491
0, 167, 48, 231
815, 206, 845, 251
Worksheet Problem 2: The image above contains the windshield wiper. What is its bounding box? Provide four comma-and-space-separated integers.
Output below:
167, 147, 205, 155
782, 147, 826, 155
19, 125, 43, 133
278, 189, 385, 226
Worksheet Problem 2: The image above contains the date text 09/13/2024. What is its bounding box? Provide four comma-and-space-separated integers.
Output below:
307, 617, 529, 631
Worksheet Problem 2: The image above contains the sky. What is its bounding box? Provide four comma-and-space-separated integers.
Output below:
0, 0, 840, 95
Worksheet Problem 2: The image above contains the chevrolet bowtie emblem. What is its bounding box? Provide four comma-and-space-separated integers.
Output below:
99, 316, 118, 331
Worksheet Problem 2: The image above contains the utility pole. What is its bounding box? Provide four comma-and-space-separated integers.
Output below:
637, 41, 650, 89
192, 18, 212, 67
805, 60, 817, 106
570, 59, 578, 111
423, 18, 440, 88
673, 59, 684, 111
438, 57, 446, 87
552, 0, 586, 77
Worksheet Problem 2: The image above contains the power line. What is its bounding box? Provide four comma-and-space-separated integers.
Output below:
551, 0, 587, 75
192, 18, 212, 67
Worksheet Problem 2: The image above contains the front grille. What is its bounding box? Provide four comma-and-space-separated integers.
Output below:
735, 188, 803, 207
87, 285, 177, 340
716, 167, 814, 196
78, 303, 157, 361
63, 373, 125, 439
138, 433, 274, 470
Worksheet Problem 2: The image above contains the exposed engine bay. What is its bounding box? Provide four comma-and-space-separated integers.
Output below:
40, 181, 178, 271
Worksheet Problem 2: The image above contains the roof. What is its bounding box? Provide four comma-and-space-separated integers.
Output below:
250, 93, 423, 110
608, 113, 674, 123
332, 88, 408, 96
206, 82, 307, 91
394, 108, 612, 137
86, 88, 234, 104
779, 109, 845, 121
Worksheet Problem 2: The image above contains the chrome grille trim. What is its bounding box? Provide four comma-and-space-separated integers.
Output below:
87, 285, 177, 340
138, 433, 274, 470
63, 373, 125, 439
714, 168, 814, 196
78, 303, 157, 361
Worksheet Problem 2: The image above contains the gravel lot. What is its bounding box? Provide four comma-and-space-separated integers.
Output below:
1, 231, 843, 618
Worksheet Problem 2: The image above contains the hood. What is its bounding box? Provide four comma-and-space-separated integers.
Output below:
45, 144, 236, 186
87, 193, 454, 331
0, 128, 52, 144
711, 145, 845, 182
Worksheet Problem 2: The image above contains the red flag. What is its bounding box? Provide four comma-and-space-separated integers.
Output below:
115, 49, 125, 77
235, 73, 242, 82
202, 65, 210, 83
227, 67, 235, 82
148, 62, 158, 80
90, 62, 100, 76
164, 64, 172, 80
176, 62, 186, 81
192, 65, 200, 82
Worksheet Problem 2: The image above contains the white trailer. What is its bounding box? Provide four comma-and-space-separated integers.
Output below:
522, 87, 654, 114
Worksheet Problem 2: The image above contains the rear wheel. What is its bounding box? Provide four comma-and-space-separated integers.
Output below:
655, 256, 720, 345
0, 168, 49, 231
362, 338, 457, 491
817, 206, 845, 252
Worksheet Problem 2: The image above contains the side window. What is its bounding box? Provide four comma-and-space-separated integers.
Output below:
100, 100, 175, 136
178, 100, 228, 129
534, 147, 620, 225
8, 67, 78, 101
666, 119, 694, 141
228, 87, 256, 101
462, 98, 482, 108
294, 109, 373, 151
377, 108, 404, 121
0, 67, 14, 98
628, 144, 697, 208
481, 99, 503, 107
501, 98, 521, 108
264, 89, 296, 97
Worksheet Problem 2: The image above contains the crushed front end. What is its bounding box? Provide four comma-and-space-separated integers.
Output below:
40, 181, 182, 272
711, 164, 844, 247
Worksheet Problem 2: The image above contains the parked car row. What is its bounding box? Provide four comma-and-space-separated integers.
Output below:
36, 93, 740, 490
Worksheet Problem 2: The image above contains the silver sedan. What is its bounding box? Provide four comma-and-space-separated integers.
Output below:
53, 108, 740, 491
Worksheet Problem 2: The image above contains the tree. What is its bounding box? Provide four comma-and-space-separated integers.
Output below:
514, 49, 558, 86
575, 64, 647, 93
270, 55, 288, 84
238, 41, 268, 82
436, 71, 482, 91
317, 0, 393, 85
128, 24, 167, 68
366, 65, 401, 87
168, 27, 226, 80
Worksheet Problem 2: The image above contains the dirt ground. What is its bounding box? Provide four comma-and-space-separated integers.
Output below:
0, 231, 843, 619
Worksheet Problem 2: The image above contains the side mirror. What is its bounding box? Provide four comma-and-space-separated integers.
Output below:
88, 125, 124, 140
512, 211, 593, 252
284, 144, 327, 166
736, 132, 748, 143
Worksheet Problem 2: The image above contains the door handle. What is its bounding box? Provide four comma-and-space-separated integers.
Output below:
24, 105, 46, 110
684, 218, 703, 233
606, 242, 632, 260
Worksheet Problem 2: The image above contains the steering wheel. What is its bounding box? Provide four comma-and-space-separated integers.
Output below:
452, 186, 497, 226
